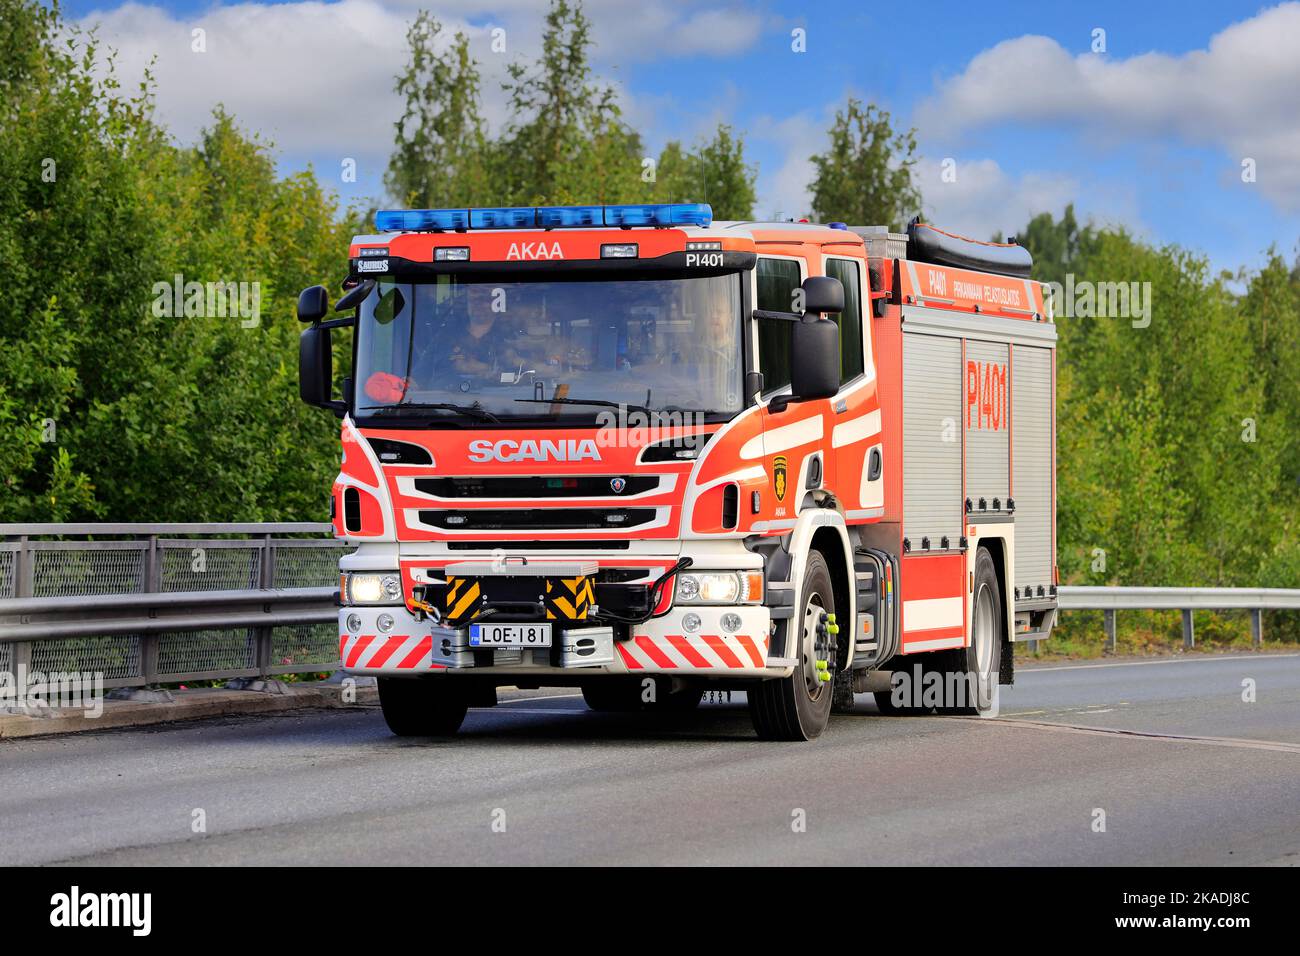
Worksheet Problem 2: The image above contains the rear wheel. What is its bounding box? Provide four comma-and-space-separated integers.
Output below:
932, 547, 1003, 715
377, 677, 469, 736
748, 551, 838, 740
872, 679, 930, 715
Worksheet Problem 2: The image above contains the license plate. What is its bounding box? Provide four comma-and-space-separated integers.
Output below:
468, 623, 552, 648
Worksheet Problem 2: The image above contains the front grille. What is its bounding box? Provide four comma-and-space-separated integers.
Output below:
415, 475, 659, 498
422, 508, 658, 531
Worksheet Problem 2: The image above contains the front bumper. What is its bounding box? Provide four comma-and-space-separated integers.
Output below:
337, 604, 781, 677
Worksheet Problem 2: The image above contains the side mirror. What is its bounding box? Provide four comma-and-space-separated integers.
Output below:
801, 276, 844, 316
297, 285, 329, 324
790, 318, 840, 401
299, 324, 342, 414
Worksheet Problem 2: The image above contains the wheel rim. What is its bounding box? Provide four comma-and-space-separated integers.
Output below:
973, 582, 995, 677
801, 591, 831, 699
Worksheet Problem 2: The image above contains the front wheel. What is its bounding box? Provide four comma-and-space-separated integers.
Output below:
748, 551, 838, 740
377, 677, 469, 736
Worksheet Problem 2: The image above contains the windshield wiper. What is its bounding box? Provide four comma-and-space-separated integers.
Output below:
370, 402, 501, 424
514, 397, 656, 415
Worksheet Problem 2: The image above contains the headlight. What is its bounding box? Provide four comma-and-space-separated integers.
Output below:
343, 572, 402, 605
674, 571, 763, 605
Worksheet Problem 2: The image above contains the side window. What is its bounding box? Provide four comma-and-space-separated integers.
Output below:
826, 258, 864, 382
756, 257, 802, 392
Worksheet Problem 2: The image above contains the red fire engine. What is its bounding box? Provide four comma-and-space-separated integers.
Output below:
298, 203, 1057, 741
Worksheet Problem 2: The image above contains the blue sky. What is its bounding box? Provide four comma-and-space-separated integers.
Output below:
65, 0, 1300, 274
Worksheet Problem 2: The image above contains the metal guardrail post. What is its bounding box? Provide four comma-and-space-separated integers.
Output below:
1182, 609, 1195, 650
12, 535, 33, 677
1104, 609, 1116, 654
1251, 609, 1263, 648
141, 533, 161, 685
255, 534, 275, 677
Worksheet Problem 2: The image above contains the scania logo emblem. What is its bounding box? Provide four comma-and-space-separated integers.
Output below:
610, 477, 627, 494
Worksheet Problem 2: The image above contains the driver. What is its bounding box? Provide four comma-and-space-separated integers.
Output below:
448, 284, 517, 376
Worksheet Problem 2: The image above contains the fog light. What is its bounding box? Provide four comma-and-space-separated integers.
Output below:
376, 613, 395, 633
346, 613, 362, 633
682, 612, 702, 633
721, 612, 742, 632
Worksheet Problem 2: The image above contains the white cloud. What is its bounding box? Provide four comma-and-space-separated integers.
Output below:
751, 111, 824, 219
915, 2, 1300, 211
79, 1, 459, 188
74, 0, 769, 201
376, 0, 767, 61
914, 157, 1079, 241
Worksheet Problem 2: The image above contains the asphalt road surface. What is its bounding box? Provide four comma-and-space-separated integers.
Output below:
3, 652, 1297, 866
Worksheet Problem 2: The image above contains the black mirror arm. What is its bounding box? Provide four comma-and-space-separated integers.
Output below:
316, 316, 356, 331
751, 308, 830, 324
335, 279, 375, 312
768, 393, 799, 414
751, 308, 802, 323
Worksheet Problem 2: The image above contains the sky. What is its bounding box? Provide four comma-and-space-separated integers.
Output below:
59, 0, 1300, 275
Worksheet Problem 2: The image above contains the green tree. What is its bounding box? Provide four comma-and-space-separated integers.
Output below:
653, 124, 757, 220
497, 0, 643, 204
384, 11, 488, 208
808, 98, 921, 229
0, 0, 355, 522
1240, 250, 1300, 485
1017, 204, 1096, 288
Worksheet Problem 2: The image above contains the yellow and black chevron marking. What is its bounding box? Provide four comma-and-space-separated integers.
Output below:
544, 576, 594, 621
444, 576, 483, 622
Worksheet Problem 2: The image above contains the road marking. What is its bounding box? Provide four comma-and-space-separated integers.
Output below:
980, 717, 1300, 754
1021, 653, 1300, 673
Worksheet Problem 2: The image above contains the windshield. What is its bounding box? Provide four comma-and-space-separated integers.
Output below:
354, 272, 744, 422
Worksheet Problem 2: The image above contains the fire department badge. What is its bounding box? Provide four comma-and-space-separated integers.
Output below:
610, 477, 627, 494
773, 455, 788, 501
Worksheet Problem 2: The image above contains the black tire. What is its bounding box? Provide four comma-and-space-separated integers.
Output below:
583, 677, 704, 712
581, 678, 644, 712
831, 669, 857, 714
872, 682, 931, 715
931, 547, 1003, 715
377, 677, 469, 736
748, 551, 838, 740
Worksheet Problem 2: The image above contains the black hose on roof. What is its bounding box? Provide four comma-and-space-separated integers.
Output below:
906, 219, 1034, 279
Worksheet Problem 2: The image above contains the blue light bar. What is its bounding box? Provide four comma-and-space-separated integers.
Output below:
469, 207, 537, 229
375, 208, 469, 231
375, 203, 714, 232
604, 203, 712, 227
536, 205, 604, 228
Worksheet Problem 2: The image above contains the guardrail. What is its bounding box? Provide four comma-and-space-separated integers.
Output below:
2, 525, 1298, 690
0, 524, 344, 689
1056, 586, 1300, 651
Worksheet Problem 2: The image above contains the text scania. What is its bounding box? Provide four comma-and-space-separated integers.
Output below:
468, 438, 602, 463
506, 241, 564, 261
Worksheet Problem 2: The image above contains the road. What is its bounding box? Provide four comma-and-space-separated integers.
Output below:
3, 653, 1297, 866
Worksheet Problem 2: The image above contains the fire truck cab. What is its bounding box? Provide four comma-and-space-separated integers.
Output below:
298, 203, 1057, 741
